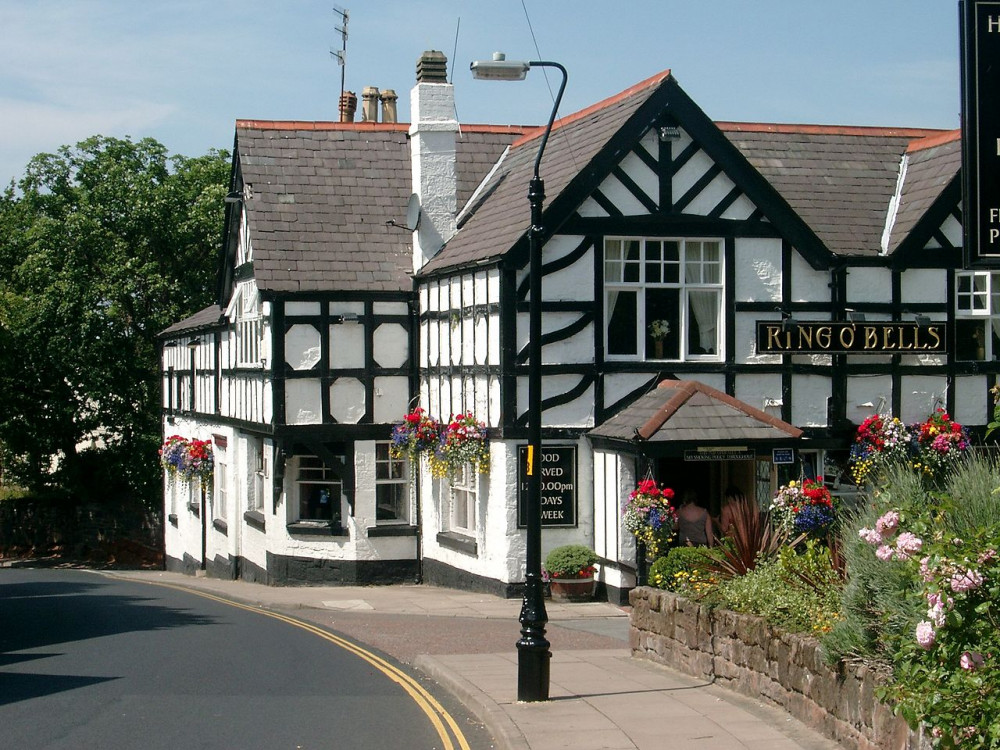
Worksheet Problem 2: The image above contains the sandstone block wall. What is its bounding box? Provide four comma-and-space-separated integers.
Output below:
629, 587, 929, 750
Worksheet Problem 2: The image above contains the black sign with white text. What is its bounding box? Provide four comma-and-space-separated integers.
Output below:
961, 1, 1000, 265
517, 445, 577, 528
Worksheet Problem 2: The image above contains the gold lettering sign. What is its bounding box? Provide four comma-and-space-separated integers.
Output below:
756, 321, 947, 354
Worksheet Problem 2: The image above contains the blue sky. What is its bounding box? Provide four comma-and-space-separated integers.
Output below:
1, 1, 961, 188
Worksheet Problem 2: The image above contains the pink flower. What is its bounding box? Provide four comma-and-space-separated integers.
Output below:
915, 621, 936, 649
875, 510, 900, 538
927, 602, 946, 627
919, 556, 934, 582
858, 527, 881, 545
950, 568, 984, 593
894, 532, 923, 560
875, 545, 894, 561
960, 651, 985, 671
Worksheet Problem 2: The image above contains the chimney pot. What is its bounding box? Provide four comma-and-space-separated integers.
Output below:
379, 89, 398, 124
415, 50, 448, 84
361, 85, 380, 122
339, 91, 357, 123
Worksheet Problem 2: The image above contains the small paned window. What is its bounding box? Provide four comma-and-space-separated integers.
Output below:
215, 459, 228, 521
449, 464, 478, 536
955, 271, 1000, 360
375, 442, 409, 523
235, 282, 263, 367
604, 237, 723, 361
296, 456, 342, 524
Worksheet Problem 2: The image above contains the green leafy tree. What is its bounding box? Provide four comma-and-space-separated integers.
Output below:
0, 136, 229, 505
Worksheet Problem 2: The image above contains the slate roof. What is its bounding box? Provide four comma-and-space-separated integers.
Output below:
885, 130, 962, 253
235, 121, 524, 294
720, 123, 951, 257
421, 71, 675, 275
421, 70, 955, 275
160, 304, 225, 338
589, 380, 803, 444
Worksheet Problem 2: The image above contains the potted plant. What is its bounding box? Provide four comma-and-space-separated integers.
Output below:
544, 544, 598, 602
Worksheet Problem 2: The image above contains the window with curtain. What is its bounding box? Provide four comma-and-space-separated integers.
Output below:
604, 237, 723, 361
955, 271, 1000, 360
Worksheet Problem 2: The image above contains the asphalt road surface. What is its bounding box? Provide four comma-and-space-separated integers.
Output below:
0, 568, 490, 750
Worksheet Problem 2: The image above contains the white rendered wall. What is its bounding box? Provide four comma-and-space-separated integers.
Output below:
900, 375, 950, 424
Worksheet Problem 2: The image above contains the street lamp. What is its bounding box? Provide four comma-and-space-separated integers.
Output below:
471, 52, 567, 703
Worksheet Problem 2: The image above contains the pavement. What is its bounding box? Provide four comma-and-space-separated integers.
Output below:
101, 569, 842, 750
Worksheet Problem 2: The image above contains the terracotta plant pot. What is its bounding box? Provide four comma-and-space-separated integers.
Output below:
548, 576, 595, 603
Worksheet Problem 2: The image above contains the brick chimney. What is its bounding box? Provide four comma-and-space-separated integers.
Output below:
410, 50, 458, 274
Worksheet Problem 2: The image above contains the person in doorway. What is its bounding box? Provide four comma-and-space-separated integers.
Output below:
718, 486, 746, 538
676, 489, 714, 547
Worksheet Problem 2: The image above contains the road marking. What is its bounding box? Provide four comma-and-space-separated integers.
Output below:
111, 576, 472, 750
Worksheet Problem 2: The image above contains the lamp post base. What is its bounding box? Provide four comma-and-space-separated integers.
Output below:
516, 573, 550, 701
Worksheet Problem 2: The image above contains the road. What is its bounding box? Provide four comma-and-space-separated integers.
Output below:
0, 568, 489, 750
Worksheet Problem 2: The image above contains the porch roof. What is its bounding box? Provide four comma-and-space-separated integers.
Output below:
589, 379, 803, 444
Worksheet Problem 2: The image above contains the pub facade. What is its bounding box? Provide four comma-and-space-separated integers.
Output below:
160, 48, 991, 602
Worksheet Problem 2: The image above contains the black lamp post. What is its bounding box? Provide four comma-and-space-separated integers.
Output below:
470, 52, 567, 703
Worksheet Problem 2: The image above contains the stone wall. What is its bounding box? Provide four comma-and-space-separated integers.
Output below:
629, 587, 929, 750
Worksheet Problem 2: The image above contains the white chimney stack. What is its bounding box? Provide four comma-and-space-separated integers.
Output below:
409, 50, 458, 274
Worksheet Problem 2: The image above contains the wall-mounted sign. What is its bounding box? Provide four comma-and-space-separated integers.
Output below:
755, 322, 946, 354
517, 445, 577, 528
961, 1, 1000, 265
772, 448, 794, 465
684, 449, 756, 462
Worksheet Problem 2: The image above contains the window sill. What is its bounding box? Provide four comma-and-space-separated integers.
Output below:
168, 513, 178, 526
436, 531, 477, 556
243, 510, 266, 532
187, 502, 200, 517
212, 518, 228, 535
367, 524, 418, 538
287, 521, 347, 537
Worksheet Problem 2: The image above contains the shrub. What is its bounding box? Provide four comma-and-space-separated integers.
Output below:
825, 454, 1000, 745
701, 498, 801, 579
649, 546, 715, 596
715, 541, 842, 636
544, 544, 598, 579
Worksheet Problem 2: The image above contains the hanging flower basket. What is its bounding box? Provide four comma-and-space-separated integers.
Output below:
623, 479, 677, 558
158, 435, 214, 487
430, 413, 490, 478
160, 435, 189, 476
389, 407, 441, 463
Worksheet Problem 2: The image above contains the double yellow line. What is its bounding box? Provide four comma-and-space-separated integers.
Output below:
126, 578, 472, 750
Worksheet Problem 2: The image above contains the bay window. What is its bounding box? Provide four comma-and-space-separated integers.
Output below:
604, 237, 723, 361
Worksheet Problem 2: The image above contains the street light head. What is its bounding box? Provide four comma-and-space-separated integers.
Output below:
470, 52, 530, 81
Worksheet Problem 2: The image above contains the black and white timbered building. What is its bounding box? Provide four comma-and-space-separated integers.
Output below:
161, 52, 978, 601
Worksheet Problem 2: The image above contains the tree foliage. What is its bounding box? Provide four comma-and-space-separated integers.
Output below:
0, 136, 229, 505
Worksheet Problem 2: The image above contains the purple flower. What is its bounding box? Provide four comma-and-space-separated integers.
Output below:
875, 510, 900, 538
960, 651, 985, 671
915, 621, 936, 649
894, 532, 923, 560
950, 568, 984, 593
875, 545, 894, 562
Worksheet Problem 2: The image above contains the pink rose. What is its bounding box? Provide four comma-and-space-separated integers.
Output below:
875, 510, 900, 538
894, 532, 923, 560
960, 651, 984, 671
919, 556, 934, 582
950, 568, 984, 593
915, 621, 936, 649
875, 545, 894, 562
858, 528, 881, 545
